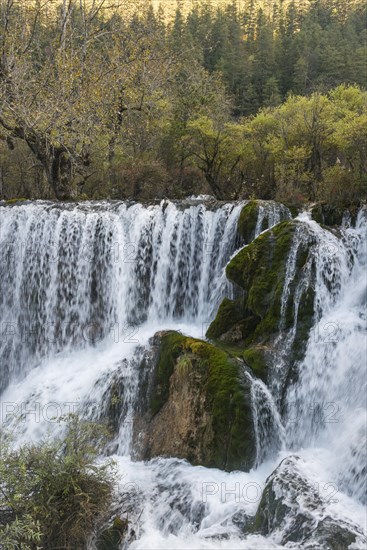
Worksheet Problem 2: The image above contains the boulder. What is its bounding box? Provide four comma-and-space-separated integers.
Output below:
132, 331, 256, 472
252, 455, 366, 548
303, 516, 366, 549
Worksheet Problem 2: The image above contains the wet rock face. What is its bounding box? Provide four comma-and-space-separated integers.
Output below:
304, 516, 365, 550
310, 203, 358, 227
253, 455, 323, 540
95, 482, 143, 550
237, 200, 291, 244
132, 331, 256, 472
207, 220, 317, 389
252, 455, 367, 548
225, 220, 316, 340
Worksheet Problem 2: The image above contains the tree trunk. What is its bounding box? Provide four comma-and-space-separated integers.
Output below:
49, 147, 74, 201
11, 125, 75, 200
208, 177, 226, 200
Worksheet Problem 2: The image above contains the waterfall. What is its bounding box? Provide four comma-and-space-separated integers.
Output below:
254, 200, 290, 238
285, 208, 367, 504
249, 372, 286, 466
0, 199, 366, 549
0, 199, 243, 390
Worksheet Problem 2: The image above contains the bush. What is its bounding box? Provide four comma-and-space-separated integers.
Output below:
0, 415, 116, 549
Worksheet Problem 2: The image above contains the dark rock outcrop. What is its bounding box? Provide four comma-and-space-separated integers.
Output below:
96, 517, 129, 550
310, 202, 359, 227
252, 455, 366, 548
94, 476, 143, 550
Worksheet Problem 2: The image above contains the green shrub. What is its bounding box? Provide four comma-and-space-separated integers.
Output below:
0, 415, 116, 550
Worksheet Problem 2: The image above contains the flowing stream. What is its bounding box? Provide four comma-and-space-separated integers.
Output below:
0, 198, 366, 548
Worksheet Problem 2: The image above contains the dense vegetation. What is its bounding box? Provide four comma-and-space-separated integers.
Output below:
0, 416, 116, 549
0, 0, 366, 203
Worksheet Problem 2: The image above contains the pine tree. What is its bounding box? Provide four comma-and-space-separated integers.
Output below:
252, 8, 277, 105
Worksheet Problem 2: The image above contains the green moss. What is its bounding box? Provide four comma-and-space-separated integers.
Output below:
226, 220, 298, 338
207, 300, 261, 348
238, 201, 261, 244
150, 332, 255, 471
181, 337, 255, 471
5, 197, 28, 204
212, 219, 317, 366
176, 355, 192, 379
207, 216, 319, 402
150, 331, 186, 416
206, 298, 241, 339
243, 346, 269, 383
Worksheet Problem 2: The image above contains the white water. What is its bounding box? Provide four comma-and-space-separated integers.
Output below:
254, 200, 291, 238
0, 199, 366, 548
0, 200, 242, 388
286, 210, 367, 505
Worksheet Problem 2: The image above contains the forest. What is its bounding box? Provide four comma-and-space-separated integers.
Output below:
0, 0, 366, 205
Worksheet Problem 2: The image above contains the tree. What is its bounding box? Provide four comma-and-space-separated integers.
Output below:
183, 116, 246, 199
241, 109, 278, 198
252, 9, 277, 105
0, 0, 127, 199
0, 0, 366, 201
328, 85, 367, 177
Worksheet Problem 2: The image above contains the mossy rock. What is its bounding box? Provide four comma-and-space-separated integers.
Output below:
206, 298, 242, 340
136, 331, 256, 472
207, 220, 317, 392
238, 201, 261, 244
5, 197, 29, 205
150, 331, 187, 416
207, 305, 261, 349
226, 220, 303, 338
238, 200, 291, 244
243, 346, 271, 383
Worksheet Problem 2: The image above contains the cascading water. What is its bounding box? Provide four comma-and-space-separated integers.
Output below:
0, 198, 366, 549
268, 221, 318, 404
249, 374, 286, 467
285, 209, 367, 504
254, 200, 290, 238
0, 199, 242, 390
